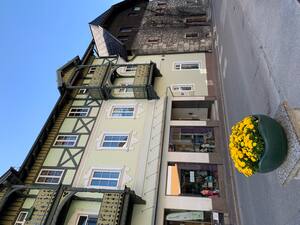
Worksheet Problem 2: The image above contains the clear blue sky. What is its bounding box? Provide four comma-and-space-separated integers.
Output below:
0, 0, 121, 175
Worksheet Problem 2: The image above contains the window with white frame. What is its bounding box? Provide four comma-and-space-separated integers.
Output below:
36, 169, 64, 184
14, 211, 28, 225
174, 62, 200, 70
78, 89, 87, 94
89, 169, 121, 188
76, 215, 98, 225
54, 135, 78, 147
88, 66, 97, 74
100, 134, 129, 149
110, 105, 135, 118
68, 108, 90, 117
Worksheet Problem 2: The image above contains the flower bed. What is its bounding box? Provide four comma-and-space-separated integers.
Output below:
229, 116, 265, 177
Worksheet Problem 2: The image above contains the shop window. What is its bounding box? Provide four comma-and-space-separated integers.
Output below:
171, 100, 218, 121
164, 209, 212, 225
166, 163, 219, 197
169, 126, 215, 153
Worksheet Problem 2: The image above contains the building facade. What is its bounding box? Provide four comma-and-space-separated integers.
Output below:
0, 0, 235, 225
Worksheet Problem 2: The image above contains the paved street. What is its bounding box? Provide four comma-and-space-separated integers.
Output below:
212, 1, 300, 225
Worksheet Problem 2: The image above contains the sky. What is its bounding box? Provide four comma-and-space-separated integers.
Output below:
0, 0, 121, 175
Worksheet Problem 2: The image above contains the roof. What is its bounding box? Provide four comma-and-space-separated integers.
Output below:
89, 0, 143, 26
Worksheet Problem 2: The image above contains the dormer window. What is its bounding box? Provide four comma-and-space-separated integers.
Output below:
147, 38, 160, 44
120, 27, 133, 33
185, 32, 199, 38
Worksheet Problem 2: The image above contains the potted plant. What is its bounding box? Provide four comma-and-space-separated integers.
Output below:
229, 115, 287, 177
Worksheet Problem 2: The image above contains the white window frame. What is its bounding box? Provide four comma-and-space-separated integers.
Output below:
53, 135, 78, 147
110, 105, 136, 118
99, 133, 130, 150
14, 211, 28, 225
68, 107, 90, 117
89, 169, 122, 189
173, 61, 200, 71
35, 169, 64, 184
76, 214, 98, 225
78, 89, 87, 94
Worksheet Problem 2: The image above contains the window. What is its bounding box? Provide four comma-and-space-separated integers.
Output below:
90, 169, 121, 188
118, 85, 133, 93
185, 32, 199, 38
147, 38, 160, 44
68, 108, 90, 117
100, 134, 129, 149
54, 135, 78, 147
157, 2, 167, 7
88, 66, 97, 74
78, 89, 87, 94
14, 211, 28, 225
128, 12, 138, 16
171, 84, 194, 92
36, 169, 64, 184
133, 6, 141, 11
125, 65, 137, 72
174, 62, 200, 70
185, 16, 206, 24
110, 105, 135, 118
77, 215, 98, 225
117, 35, 129, 43
120, 27, 133, 33
166, 163, 219, 197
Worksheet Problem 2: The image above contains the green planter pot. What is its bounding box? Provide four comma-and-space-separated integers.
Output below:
255, 115, 288, 173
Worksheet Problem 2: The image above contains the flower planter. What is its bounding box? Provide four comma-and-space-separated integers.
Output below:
255, 115, 288, 173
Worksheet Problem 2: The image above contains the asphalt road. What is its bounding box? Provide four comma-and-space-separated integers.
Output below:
212, 1, 300, 225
